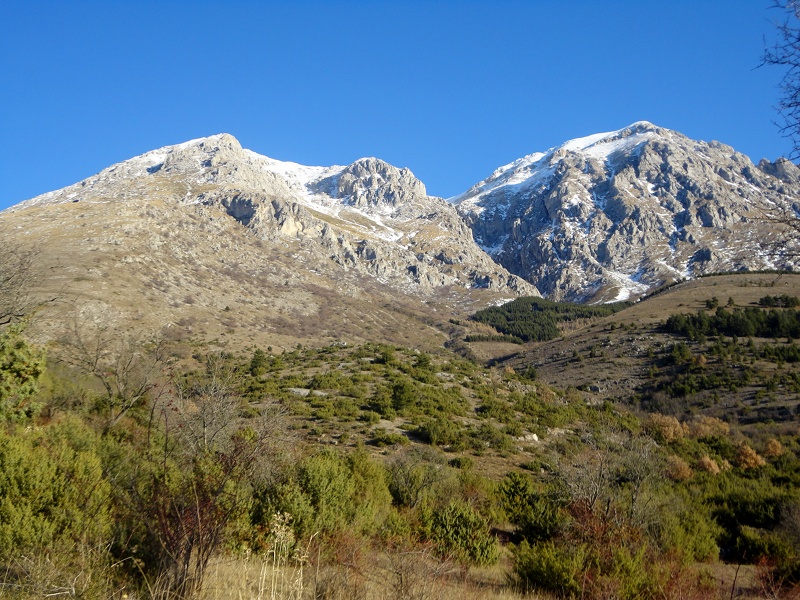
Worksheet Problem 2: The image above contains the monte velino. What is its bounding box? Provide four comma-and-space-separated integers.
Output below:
4, 121, 799, 317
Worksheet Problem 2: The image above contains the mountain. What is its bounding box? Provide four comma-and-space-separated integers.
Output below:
4, 124, 800, 351
0, 134, 534, 351
453, 121, 800, 302
11, 133, 534, 298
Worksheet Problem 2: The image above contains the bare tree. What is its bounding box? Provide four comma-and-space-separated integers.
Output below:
763, 1, 800, 158
554, 430, 663, 542
58, 319, 166, 430
131, 354, 289, 600
759, 3, 800, 260
171, 354, 240, 455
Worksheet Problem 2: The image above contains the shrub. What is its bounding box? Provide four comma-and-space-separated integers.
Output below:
471, 422, 514, 453
499, 472, 564, 542
655, 503, 720, 563
513, 540, 586, 597
249, 348, 269, 376
449, 456, 474, 470
645, 413, 686, 444
371, 428, 408, 447
0, 323, 46, 420
695, 455, 722, 475
388, 452, 445, 508
296, 450, 355, 534
427, 500, 499, 566
736, 444, 767, 470
415, 417, 464, 448
665, 455, 693, 482
358, 410, 380, 425
687, 416, 730, 438
764, 438, 785, 459
0, 417, 112, 568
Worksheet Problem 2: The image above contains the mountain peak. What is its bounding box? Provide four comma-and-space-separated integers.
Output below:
557, 121, 667, 158
334, 157, 427, 208
451, 122, 670, 206
174, 132, 241, 149
455, 120, 799, 302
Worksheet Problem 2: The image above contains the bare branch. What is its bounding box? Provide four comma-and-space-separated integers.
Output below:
763, 1, 800, 159
57, 318, 166, 429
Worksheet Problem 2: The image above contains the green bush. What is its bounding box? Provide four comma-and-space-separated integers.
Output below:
249, 348, 269, 376
359, 410, 381, 425
513, 540, 586, 597
297, 450, 355, 534
0, 324, 46, 420
371, 428, 409, 447
388, 453, 445, 508
701, 472, 792, 563
0, 417, 112, 560
655, 504, 720, 563
348, 448, 392, 534
499, 472, 564, 542
416, 417, 464, 448
471, 422, 514, 453
258, 448, 392, 539
426, 499, 499, 566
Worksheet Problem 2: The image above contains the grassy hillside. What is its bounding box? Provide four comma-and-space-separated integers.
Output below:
3, 282, 800, 600
462, 274, 800, 433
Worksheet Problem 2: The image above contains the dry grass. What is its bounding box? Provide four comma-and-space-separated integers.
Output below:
199, 551, 535, 600
0, 196, 486, 354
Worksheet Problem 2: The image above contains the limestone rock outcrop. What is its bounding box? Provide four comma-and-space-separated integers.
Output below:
8, 134, 538, 301
8, 123, 800, 307
454, 122, 800, 302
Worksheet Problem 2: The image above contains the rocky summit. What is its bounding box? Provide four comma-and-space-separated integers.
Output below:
0, 133, 534, 350
11, 133, 532, 298
3, 123, 800, 348
455, 121, 800, 302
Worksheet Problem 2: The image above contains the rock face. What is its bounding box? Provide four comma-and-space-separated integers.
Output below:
320, 157, 428, 208
7, 123, 800, 313
9, 133, 538, 300
454, 122, 800, 302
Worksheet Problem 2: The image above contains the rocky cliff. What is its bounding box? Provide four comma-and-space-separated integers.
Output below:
6, 123, 800, 321
454, 122, 800, 302
11, 134, 537, 299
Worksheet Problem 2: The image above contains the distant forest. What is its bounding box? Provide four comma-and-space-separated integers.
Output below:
471, 296, 629, 342
665, 296, 800, 341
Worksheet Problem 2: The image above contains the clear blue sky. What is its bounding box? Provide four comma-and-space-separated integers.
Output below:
0, 0, 793, 209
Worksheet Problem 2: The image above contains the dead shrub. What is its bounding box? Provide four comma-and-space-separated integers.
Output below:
665, 455, 693, 482
695, 455, 721, 475
645, 413, 687, 444
687, 416, 730, 438
736, 444, 767, 470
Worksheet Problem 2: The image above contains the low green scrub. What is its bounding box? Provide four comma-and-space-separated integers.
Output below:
3, 330, 800, 599
0, 417, 112, 559
425, 499, 499, 566
0, 324, 46, 420
513, 540, 586, 597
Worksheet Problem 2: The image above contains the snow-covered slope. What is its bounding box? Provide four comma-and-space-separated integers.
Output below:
454, 121, 800, 302
6, 134, 537, 300
7, 124, 800, 307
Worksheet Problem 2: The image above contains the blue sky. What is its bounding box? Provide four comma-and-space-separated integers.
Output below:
0, 0, 793, 210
